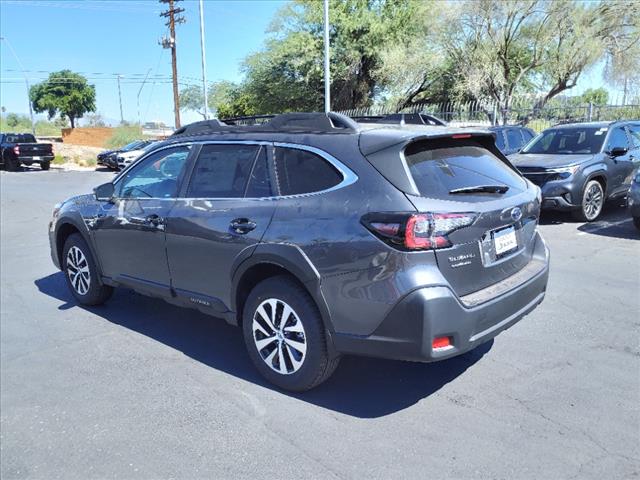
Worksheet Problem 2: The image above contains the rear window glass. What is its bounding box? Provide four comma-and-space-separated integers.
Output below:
5, 134, 36, 143
404, 142, 526, 200
274, 147, 342, 195
506, 129, 524, 149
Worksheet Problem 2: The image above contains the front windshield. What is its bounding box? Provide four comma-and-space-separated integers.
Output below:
121, 141, 143, 152
522, 127, 606, 155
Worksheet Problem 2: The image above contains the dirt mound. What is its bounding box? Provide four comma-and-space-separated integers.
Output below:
62, 127, 113, 147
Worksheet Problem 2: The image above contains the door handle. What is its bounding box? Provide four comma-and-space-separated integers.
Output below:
230, 218, 257, 234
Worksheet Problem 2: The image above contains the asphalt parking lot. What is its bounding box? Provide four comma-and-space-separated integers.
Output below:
1, 168, 639, 479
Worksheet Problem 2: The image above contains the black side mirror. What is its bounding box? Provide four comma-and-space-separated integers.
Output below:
609, 146, 628, 157
94, 182, 115, 201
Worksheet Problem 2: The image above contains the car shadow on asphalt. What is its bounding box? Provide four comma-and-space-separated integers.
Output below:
35, 271, 493, 418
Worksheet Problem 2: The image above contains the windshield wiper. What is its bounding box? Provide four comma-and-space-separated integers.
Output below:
449, 185, 509, 195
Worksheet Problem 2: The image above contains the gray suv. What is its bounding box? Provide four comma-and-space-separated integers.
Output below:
509, 121, 640, 221
48, 113, 549, 391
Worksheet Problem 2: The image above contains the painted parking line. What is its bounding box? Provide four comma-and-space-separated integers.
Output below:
576, 218, 632, 235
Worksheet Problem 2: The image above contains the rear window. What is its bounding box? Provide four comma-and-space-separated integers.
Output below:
404, 141, 526, 200
274, 147, 343, 195
5, 134, 36, 143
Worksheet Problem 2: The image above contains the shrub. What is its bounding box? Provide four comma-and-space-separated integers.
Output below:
104, 125, 149, 149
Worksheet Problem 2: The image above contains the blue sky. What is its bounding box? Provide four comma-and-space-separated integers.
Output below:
0, 0, 616, 127
0, 0, 285, 125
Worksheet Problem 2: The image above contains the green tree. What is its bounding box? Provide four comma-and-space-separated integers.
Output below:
29, 70, 96, 128
580, 88, 609, 106
179, 84, 207, 119
236, 0, 424, 113
5, 113, 21, 128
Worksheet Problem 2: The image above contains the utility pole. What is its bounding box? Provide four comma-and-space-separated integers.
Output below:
160, 0, 185, 129
198, 0, 208, 119
323, 0, 330, 113
117, 74, 124, 124
1, 36, 35, 134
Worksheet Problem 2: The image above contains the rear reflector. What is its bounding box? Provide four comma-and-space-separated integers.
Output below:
432, 336, 451, 349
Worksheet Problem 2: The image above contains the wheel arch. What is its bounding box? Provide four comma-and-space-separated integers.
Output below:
230, 244, 334, 336
55, 218, 93, 270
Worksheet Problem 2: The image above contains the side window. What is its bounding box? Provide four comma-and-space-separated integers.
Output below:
506, 129, 523, 150
245, 148, 272, 197
117, 146, 191, 199
606, 127, 629, 151
522, 129, 535, 142
494, 131, 506, 151
274, 147, 343, 195
186, 144, 259, 198
627, 125, 640, 149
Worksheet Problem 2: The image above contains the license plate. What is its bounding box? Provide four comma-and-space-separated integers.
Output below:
32, 156, 41, 160
493, 226, 517, 255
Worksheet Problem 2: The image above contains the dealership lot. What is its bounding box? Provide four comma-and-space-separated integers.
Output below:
1, 169, 638, 479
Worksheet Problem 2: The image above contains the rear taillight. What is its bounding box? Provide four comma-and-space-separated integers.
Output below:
13, 146, 20, 155
362, 212, 477, 251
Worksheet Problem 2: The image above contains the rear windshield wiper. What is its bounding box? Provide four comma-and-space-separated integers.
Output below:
449, 185, 509, 195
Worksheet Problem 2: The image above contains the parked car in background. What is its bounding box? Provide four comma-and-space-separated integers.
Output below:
509, 121, 640, 221
97, 140, 154, 171
490, 125, 536, 156
0, 133, 54, 171
116, 140, 156, 170
49, 112, 549, 391
628, 170, 640, 230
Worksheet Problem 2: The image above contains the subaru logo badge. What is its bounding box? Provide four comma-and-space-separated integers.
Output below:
511, 207, 523, 222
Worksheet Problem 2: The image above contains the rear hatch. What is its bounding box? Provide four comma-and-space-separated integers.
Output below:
365, 133, 540, 297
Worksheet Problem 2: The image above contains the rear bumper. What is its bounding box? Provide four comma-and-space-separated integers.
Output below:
332, 234, 549, 362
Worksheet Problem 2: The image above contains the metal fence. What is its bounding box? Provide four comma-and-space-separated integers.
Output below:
338, 102, 640, 132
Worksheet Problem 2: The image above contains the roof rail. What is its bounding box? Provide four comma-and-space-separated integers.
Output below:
170, 112, 359, 137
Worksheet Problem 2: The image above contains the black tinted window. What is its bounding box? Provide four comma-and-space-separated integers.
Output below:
245, 148, 272, 197
606, 127, 629, 151
274, 147, 342, 195
5, 134, 36, 143
404, 141, 526, 200
187, 144, 260, 198
506, 129, 523, 149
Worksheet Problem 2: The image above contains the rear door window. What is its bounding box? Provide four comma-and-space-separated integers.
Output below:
187, 144, 262, 198
404, 140, 527, 201
274, 147, 343, 195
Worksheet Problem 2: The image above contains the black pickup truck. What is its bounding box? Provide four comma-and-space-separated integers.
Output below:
0, 133, 54, 171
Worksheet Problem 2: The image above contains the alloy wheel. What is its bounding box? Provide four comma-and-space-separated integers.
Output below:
252, 298, 307, 375
583, 183, 603, 220
66, 246, 91, 295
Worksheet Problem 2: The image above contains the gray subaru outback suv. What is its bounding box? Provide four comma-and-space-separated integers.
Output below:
48, 113, 549, 391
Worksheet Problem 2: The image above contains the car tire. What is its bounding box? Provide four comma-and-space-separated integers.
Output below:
634, 217, 640, 231
62, 233, 113, 306
572, 179, 604, 222
41, 161, 50, 171
242, 275, 340, 391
